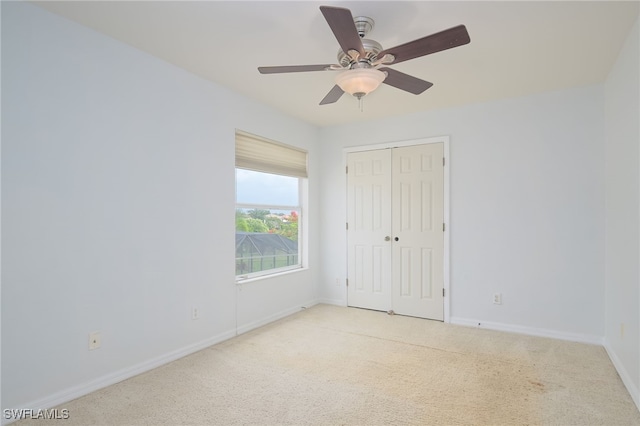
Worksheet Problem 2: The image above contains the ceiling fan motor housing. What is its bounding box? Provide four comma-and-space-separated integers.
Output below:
353, 16, 374, 38
337, 38, 383, 68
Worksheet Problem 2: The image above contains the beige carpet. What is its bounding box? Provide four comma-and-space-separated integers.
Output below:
16, 304, 640, 425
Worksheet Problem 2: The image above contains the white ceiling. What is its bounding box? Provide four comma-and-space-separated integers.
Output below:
34, 1, 639, 128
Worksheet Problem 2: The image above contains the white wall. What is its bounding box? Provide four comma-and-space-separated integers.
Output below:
604, 17, 640, 408
1, 2, 319, 413
319, 85, 606, 342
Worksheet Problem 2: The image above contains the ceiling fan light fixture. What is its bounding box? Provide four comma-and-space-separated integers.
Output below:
335, 68, 386, 99
258, 6, 470, 106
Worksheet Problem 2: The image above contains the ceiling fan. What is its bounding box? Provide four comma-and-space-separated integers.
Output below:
258, 5, 471, 106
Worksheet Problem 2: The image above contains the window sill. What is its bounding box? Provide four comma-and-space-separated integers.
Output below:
235, 267, 308, 285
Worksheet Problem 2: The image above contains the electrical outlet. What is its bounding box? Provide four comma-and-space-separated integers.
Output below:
89, 331, 101, 350
493, 293, 502, 305
191, 307, 200, 320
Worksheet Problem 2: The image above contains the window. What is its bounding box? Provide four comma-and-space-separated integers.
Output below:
235, 130, 307, 279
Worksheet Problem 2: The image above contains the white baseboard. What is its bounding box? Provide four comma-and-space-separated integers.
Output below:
603, 338, 640, 412
235, 299, 319, 335
443, 318, 639, 412
450, 316, 604, 345
316, 298, 346, 306
8, 308, 625, 426
3, 301, 324, 425
1, 329, 236, 426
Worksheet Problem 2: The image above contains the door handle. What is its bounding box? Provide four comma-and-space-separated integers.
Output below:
385, 236, 390, 241
394, 237, 399, 242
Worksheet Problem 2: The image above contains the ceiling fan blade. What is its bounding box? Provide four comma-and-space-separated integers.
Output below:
320, 6, 365, 59
258, 65, 335, 74
377, 25, 470, 65
379, 68, 433, 94
319, 85, 345, 105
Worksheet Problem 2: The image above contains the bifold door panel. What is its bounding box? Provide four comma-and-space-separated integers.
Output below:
346, 149, 392, 312
391, 144, 444, 320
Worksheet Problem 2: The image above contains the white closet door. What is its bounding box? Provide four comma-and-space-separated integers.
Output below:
346, 149, 392, 311
346, 143, 444, 320
391, 143, 444, 320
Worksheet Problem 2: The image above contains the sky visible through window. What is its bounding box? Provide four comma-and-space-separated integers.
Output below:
236, 169, 299, 206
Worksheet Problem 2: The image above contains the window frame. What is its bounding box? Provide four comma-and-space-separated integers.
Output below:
234, 130, 307, 282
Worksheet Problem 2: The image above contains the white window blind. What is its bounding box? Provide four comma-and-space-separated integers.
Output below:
235, 130, 308, 178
